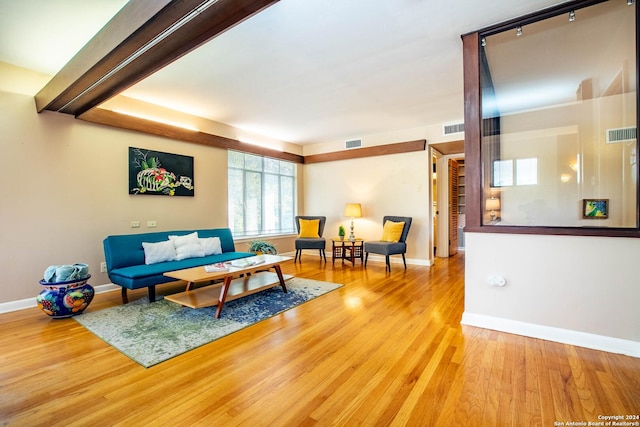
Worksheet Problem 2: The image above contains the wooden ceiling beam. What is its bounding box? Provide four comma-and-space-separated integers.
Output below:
303, 140, 426, 164
35, 0, 280, 116
79, 109, 424, 165
79, 108, 304, 164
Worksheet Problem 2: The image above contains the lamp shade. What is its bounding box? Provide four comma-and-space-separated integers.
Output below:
344, 203, 362, 218
485, 197, 501, 211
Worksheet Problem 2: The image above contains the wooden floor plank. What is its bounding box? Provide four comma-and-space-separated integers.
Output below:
1, 254, 639, 425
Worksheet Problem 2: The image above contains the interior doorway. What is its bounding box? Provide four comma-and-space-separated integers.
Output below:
448, 158, 459, 256
430, 149, 441, 263
429, 141, 464, 259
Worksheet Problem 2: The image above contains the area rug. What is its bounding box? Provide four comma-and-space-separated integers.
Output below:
74, 278, 342, 368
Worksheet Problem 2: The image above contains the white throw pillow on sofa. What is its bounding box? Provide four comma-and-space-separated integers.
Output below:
169, 232, 205, 260
142, 240, 177, 265
199, 236, 222, 256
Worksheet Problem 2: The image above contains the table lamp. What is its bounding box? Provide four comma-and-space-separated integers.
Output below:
485, 197, 500, 222
344, 203, 362, 242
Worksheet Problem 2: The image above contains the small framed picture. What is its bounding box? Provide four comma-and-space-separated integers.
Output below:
582, 199, 608, 219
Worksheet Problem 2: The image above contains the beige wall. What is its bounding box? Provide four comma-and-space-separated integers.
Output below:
303, 152, 431, 264
0, 64, 302, 304
301, 118, 462, 265
464, 232, 640, 351
0, 90, 231, 302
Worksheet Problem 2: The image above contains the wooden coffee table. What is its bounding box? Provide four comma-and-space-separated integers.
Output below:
163, 254, 293, 318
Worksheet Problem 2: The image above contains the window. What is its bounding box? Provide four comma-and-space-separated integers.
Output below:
466, 0, 638, 231
493, 160, 513, 187
492, 158, 538, 187
228, 151, 296, 237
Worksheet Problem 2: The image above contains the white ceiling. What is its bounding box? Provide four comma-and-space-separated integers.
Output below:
0, 0, 565, 145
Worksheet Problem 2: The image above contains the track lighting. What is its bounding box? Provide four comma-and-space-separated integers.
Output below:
628, 0, 634, 6
569, 10, 575, 22
481, 37, 486, 47
516, 26, 522, 37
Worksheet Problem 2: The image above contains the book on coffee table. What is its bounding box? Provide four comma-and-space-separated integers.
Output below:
229, 258, 265, 268
204, 263, 229, 272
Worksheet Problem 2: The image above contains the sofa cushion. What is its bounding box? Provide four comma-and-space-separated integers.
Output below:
142, 240, 176, 264
169, 232, 205, 260
199, 236, 222, 256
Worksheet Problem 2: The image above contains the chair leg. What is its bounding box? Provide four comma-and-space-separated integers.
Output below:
322, 249, 327, 262
386, 256, 390, 272
402, 254, 407, 269
294, 249, 299, 263
121, 287, 128, 304
148, 285, 156, 302
364, 252, 369, 267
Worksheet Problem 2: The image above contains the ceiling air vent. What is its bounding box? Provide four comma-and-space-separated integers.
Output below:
606, 127, 637, 144
443, 122, 465, 135
345, 138, 362, 149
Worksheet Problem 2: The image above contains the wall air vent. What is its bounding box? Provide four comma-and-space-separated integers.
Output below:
606, 127, 637, 143
345, 138, 362, 149
443, 122, 465, 135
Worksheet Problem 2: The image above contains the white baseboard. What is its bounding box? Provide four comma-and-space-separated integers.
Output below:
461, 312, 640, 358
0, 283, 120, 314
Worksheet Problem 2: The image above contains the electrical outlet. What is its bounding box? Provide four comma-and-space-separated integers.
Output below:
147, 220, 157, 228
131, 221, 141, 228
487, 276, 506, 287
100, 262, 107, 273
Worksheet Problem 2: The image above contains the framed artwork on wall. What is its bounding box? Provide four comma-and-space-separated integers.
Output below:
582, 199, 608, 219
129, 147, 194, 196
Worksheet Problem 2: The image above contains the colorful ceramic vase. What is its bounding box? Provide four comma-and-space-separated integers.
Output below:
37, 275, 94, 318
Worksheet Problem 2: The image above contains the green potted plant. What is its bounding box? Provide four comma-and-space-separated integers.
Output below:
338, 225, 346, 241
248, 239, 277, 254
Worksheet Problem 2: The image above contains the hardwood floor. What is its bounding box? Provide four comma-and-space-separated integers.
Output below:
1, 254, 638, 426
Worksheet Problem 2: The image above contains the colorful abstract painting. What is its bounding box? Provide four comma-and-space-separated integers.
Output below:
582, 199, 608, 219
129, 147, 194, 196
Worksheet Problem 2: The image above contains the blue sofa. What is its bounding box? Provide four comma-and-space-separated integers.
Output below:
103, 228, 252, 303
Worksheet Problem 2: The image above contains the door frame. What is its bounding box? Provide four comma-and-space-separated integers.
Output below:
432, 152, 464, 258
429, 146, 443, 264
